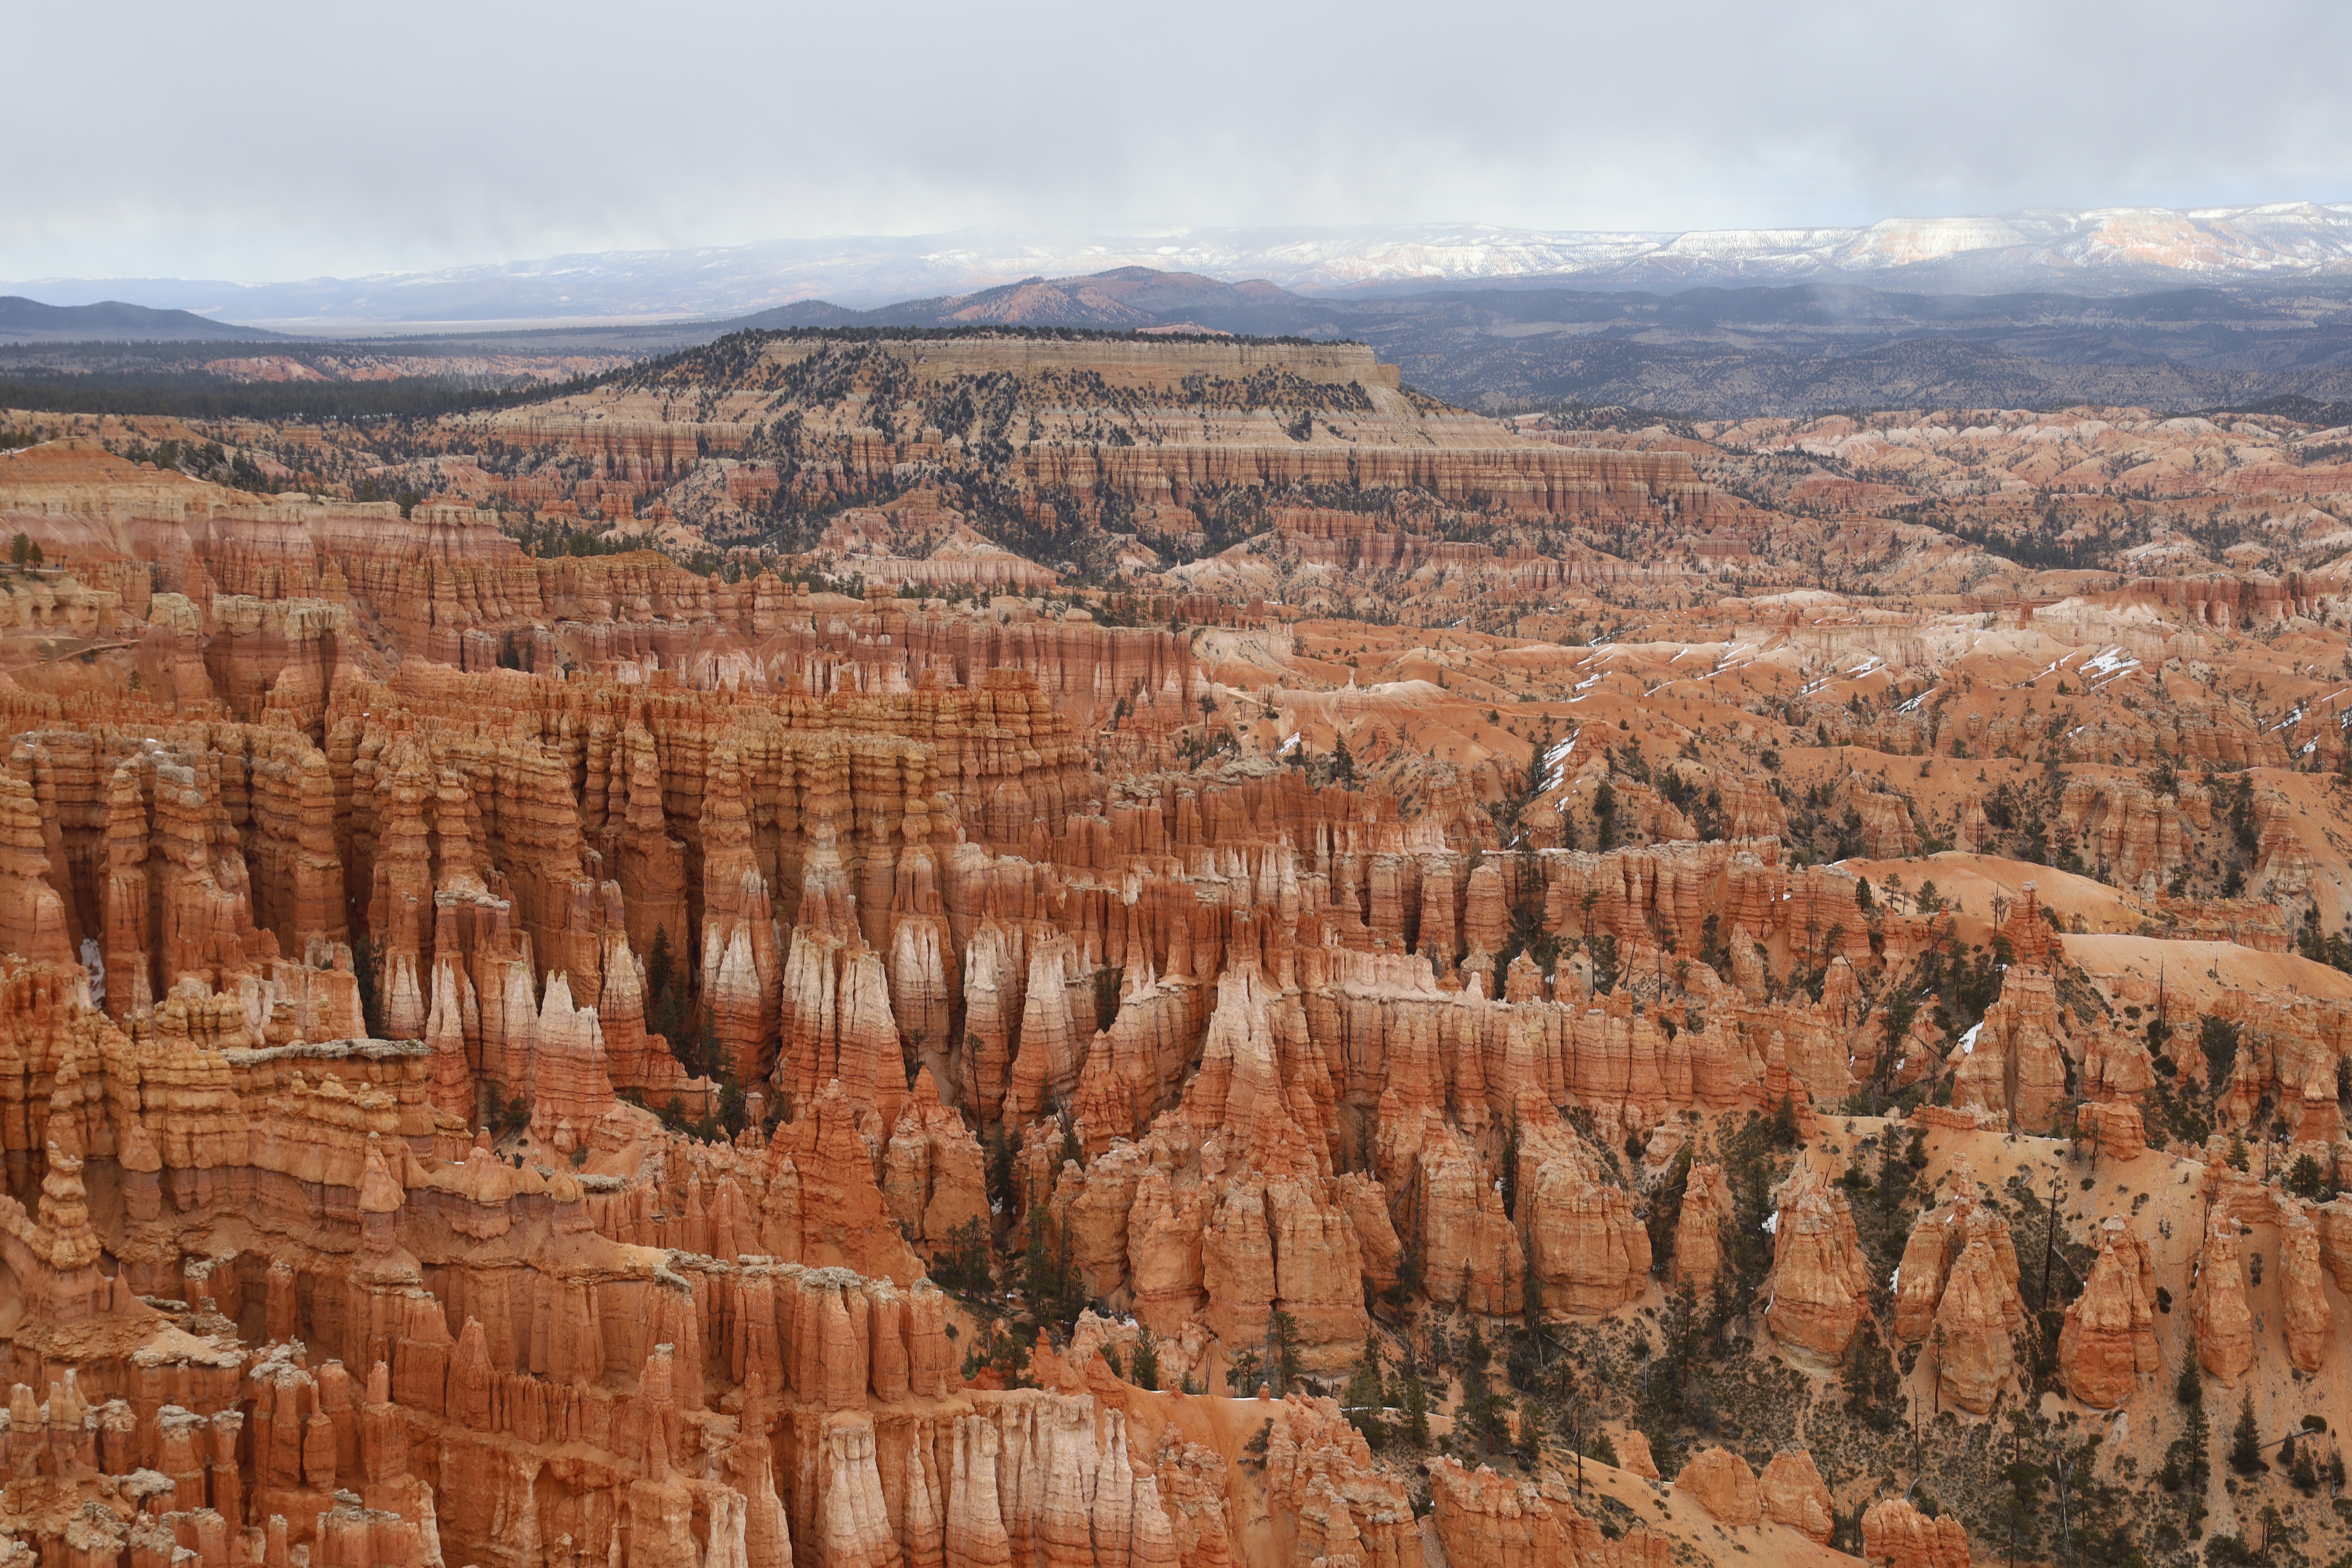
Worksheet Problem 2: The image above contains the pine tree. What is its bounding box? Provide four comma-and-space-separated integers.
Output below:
1514, 1394, 1545, 1468
646, 925, 675, 1001
1329, 733, 1357, 787
937, 1217, 993, 1297
1269, 1308, 1303, 1394
1341, 1344, 1387, 1446
1401, 1360, 1431, 1448
2183, 1389, 2213, 1491
1459, 1321, 1509, 1454
1057, 1222, 1084, 1327
1023, 1205, 1061, 1312
352, 937, 388, 1038
2231, 1390, 2265, 1474
1844, 1317, 1902, 1433
1130, 1326, 1160, 1391
2286, 1153, 2331, 1202
2290, 1442, 2318, 1492
986, 1127, 1015, 1212
645, 925, 692, 1056
697, 1006, 721, 1081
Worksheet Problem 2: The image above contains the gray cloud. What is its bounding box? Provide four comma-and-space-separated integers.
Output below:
9, 0, 2352, 283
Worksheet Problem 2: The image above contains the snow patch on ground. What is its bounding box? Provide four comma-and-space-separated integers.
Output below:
1541, 734, 1577, 793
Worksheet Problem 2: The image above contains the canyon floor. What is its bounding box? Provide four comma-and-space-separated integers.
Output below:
0, 329, 2347, 1568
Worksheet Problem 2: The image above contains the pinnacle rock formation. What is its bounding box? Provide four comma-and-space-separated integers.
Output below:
2057, 1219, 2162, 1407
2275, 1194, 2332, 1373
1763, 1164, 1875, 1366
2194, 1214, 2257, 1382
1864, 1499, 1972, 1568
1893, 1162, 2023, 1348
1932, 1236, 2022, 1415
1669, 1161, 1734, 1298
1430, 1456, 1666, 1568
11, 341, 2352, 1568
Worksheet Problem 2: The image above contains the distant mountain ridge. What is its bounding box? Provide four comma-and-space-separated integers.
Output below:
0, 296, 285, 343
704, 273, 2352, 418
17, 269, 2352, 420
724, 269, 1342, 337
18, 204, 2352, 328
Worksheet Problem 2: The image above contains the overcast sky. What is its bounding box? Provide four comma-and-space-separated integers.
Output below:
9, 0, 2350, 283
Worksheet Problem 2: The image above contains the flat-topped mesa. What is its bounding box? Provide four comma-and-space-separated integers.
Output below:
7, 438, 1206, 725
476, 332, 1737, 531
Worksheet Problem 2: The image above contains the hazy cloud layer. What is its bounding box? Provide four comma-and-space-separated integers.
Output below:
9, 0, 2351, 283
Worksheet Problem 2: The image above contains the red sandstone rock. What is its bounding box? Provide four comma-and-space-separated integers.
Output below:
1893, 1162, 2024, 1348
1670, 1161, 1732, 1298
11, 358, 2352, 1568
1764, 1164, 1875, 1366
1932, 1236, 2020, 1414
1674, 1446, 1759, 1525
2075, 1100, 2147, 1162
1514, 1100, 1650, 1318
2194, 1214, 2256, 1382
2058, 1220, 2162, 1407
1756, 1449, 1833, 1543
884, 1067, 991, 1260
1430, 1454, 1662, 1568
2276, 1195, 2332, 1374
1864, 1499, 1970, 1568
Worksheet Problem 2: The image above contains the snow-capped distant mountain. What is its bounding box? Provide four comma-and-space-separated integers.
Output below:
16, 204, 2352, 330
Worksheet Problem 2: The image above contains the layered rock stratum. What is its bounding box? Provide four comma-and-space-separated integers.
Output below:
0, 333, 2349, 1568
